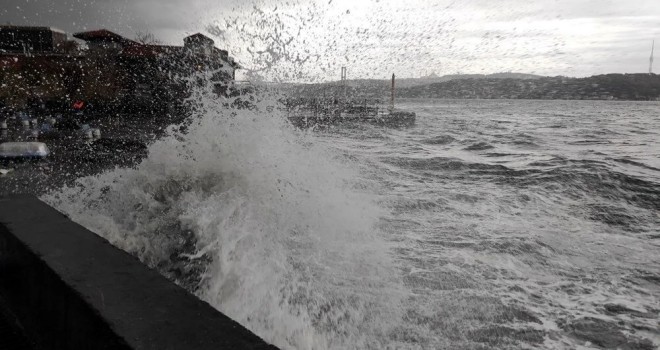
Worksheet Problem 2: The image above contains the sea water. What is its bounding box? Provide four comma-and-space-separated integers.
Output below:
44, 97, 660, 349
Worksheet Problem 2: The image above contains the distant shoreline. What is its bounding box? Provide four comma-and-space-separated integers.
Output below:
286, 73, 660, 102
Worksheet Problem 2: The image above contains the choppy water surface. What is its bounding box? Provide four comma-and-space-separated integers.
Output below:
46, 98, 659, 349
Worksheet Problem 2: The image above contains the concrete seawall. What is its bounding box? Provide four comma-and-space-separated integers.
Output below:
0, 194, 278, 350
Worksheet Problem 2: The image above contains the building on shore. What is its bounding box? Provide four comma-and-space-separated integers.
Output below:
0, 25, 239, 114
0, 26, 83, 111
0, 26, 73, 54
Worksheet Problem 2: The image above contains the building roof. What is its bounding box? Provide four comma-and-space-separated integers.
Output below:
184, 33, 214, 45
0, 25, 66, 37
0, 25, 57, 31
73, 29, 136, 45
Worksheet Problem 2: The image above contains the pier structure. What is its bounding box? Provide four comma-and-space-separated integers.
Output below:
285, 70, 414, 128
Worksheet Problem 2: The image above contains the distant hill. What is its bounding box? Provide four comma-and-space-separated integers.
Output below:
330, 72, 544, 89
283, 73, 660, 101
393, 72, 544, 88
397, 74, 660, 101
284, 72, 544, 99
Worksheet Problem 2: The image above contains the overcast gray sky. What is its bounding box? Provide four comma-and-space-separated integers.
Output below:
2, 0, 659, 81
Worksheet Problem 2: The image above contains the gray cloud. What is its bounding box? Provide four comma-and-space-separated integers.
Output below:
1, 0, 659, 80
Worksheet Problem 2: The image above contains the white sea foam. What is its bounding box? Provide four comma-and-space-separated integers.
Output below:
43, 88, 403, 349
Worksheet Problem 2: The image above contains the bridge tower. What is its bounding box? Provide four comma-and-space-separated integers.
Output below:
650, 40, 655, 74
340, 66, 347, 101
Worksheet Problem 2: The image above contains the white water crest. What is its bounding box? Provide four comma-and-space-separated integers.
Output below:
43, 88, 405, 349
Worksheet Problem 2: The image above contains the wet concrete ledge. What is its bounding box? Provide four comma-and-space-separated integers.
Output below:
0, 194, 278, 350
